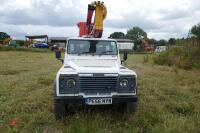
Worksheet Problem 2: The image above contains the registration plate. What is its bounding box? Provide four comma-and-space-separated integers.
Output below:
85, 98, 112, 105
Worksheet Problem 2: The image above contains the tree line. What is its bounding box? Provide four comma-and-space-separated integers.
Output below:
109, 23, 200, 50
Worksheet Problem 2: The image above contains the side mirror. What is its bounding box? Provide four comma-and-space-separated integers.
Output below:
121, 51, 128, 64
123, 51, 128, 61
55, 50, 61, 59
55, 50, 63, 63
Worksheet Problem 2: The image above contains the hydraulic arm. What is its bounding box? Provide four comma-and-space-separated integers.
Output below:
77, 1, 107, 38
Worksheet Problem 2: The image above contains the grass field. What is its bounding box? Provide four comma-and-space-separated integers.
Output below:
0, 51, 200, 133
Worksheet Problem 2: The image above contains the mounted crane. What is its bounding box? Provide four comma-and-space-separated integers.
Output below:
53, 1, 138, 119
77, 1, 107, 38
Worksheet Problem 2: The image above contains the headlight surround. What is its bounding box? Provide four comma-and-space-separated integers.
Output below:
119, 75, 136, 93
59, 74, 77, 94
66, 79, 76, 88
120, 79, 129, 88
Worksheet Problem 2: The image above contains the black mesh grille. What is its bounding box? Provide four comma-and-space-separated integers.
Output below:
79, 76, 118, 92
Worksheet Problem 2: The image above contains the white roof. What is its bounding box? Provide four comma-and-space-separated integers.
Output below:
68, 37, 117, 42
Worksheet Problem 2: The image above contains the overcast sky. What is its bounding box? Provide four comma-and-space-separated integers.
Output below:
0, 0, 200, 40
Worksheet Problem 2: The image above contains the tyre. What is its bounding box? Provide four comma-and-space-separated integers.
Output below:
115, 103, 127, 113
53, 80, 67, 119
54, 99, 67, 119
126, 102, 137, 113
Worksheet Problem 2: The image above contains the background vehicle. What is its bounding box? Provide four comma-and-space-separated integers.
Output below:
34, 43, 49, 48
155, 46, 167, 52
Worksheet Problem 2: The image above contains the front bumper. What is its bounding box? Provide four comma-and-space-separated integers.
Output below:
54, 95, 138, 104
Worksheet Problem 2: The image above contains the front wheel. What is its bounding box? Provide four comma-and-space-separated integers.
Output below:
126, 102, 137, 113
54, 99, 67, 119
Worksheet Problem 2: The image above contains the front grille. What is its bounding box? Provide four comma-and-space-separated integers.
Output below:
79, 76, 118, 92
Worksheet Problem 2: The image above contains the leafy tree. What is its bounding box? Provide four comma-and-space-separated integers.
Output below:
168, 38, 176, 45
126, 27, 147, 50
109, 32, 125, 39
0, 32, 10, 41
147, 38, 157, 48
0, 32, 11, 45
190, 23, 200, 45
147, 38, 157, 45
15, 40, 25, 46
190, 23, 200, 38
157, 39, 167, 46
126, 27, 147, 41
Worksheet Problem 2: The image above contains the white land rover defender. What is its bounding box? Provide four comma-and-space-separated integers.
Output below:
54, 37, 138, 118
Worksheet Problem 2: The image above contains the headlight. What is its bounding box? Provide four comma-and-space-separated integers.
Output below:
67, 79, 76, 88
120, 79, 129, 87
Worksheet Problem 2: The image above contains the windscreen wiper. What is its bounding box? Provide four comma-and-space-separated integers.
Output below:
78, 52, 90, 55
99, 50, 114, 55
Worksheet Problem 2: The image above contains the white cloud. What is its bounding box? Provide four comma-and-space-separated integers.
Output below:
0, 23, 78, 39
0, 0, 200, 40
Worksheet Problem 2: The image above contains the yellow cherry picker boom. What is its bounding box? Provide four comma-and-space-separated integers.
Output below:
77, 1, 107, 38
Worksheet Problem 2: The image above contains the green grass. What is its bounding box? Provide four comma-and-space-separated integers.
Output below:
0, 46, 51, 53
154, 46, 200, 69
0, 51, 200, 133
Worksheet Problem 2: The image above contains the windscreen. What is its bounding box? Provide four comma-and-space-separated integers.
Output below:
67, 40, 118, 55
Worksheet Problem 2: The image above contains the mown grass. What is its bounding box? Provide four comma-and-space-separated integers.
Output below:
0, 51, 200, 133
